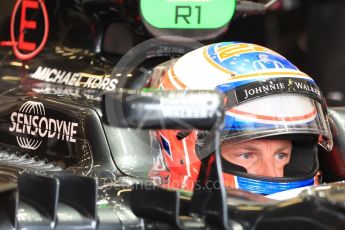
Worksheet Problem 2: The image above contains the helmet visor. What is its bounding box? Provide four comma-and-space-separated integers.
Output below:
221, 94, 333, 151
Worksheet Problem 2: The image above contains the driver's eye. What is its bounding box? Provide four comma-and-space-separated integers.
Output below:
277, 152, 287, 160
240, 153, 251, 159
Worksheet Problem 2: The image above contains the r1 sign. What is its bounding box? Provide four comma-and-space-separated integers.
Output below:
140, 0, 236, 29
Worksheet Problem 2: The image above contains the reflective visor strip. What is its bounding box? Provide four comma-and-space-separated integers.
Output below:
223, 77, 324, 108
236, 176, 315, 195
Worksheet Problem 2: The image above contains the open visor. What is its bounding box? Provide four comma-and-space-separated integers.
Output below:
220, 93, 333, 151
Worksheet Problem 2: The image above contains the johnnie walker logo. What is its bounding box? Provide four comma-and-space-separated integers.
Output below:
236, 78, 322, 103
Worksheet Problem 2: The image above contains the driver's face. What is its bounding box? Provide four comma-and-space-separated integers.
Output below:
221, 139, 292, 177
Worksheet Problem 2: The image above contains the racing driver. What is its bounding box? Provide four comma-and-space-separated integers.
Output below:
148, 42, 333, 195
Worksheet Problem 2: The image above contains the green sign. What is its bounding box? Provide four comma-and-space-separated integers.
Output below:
140, 0, 236, 29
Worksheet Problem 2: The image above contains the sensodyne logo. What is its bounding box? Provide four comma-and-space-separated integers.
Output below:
9, 101, 78, 150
